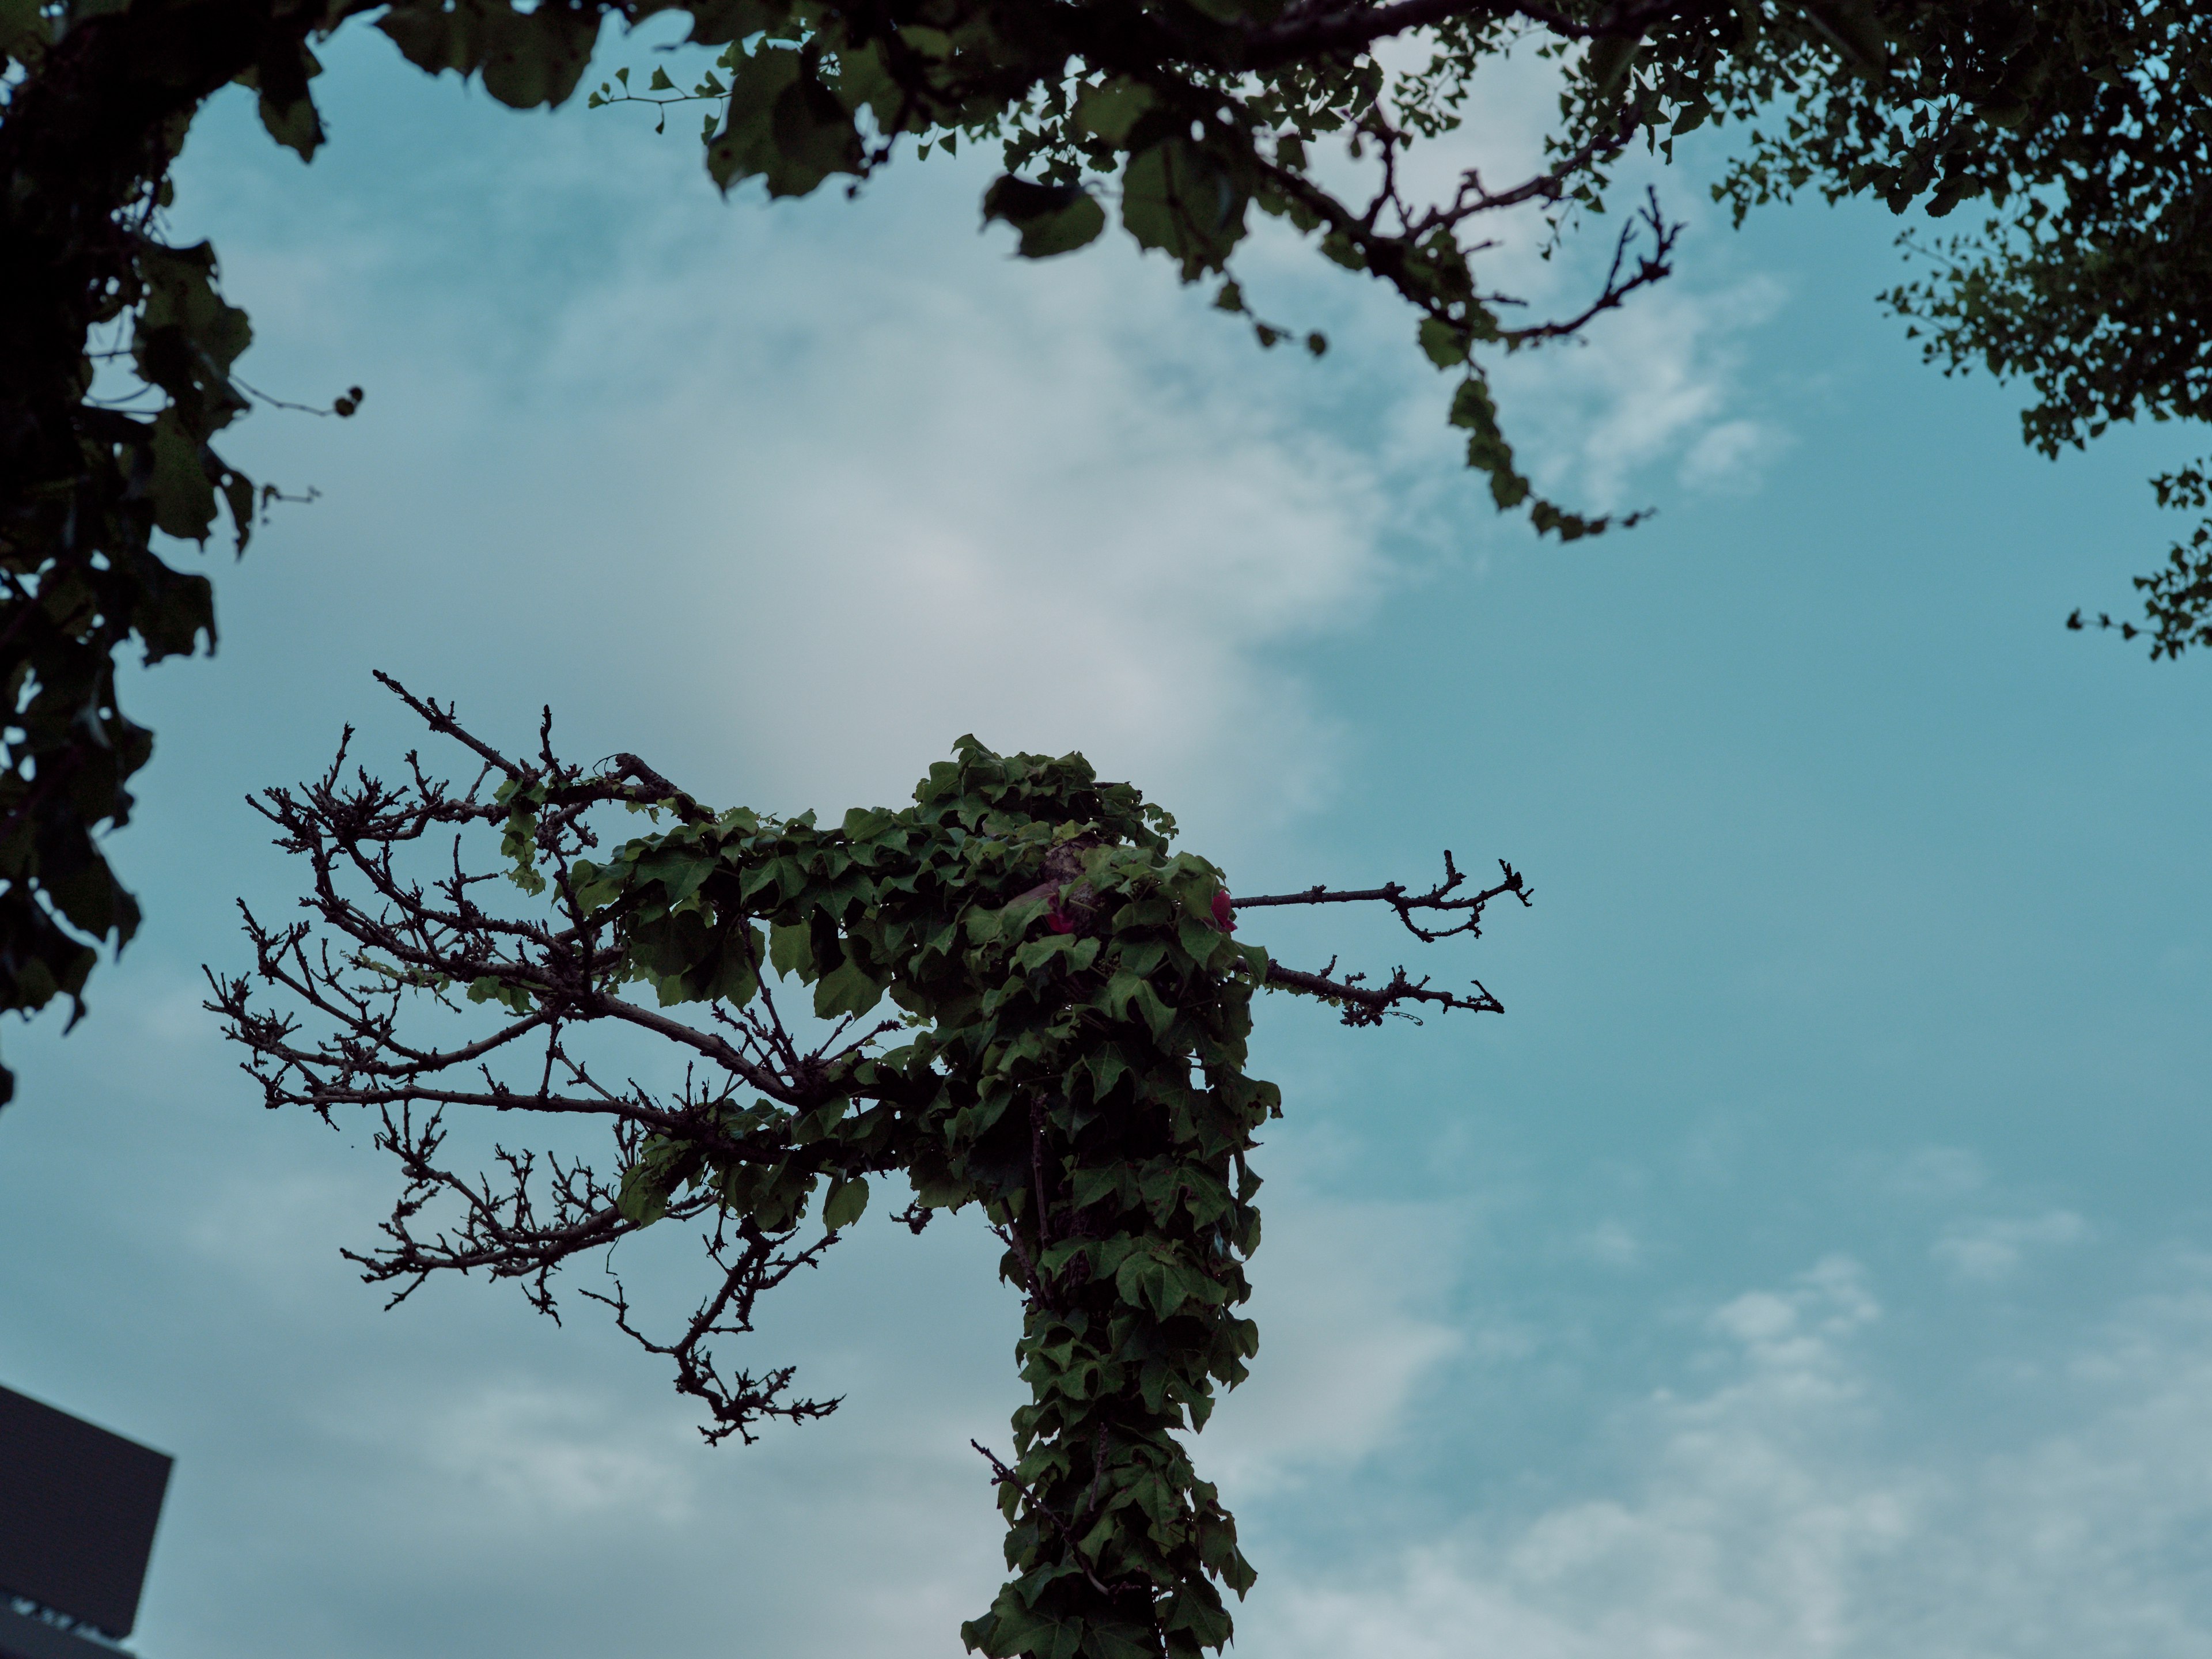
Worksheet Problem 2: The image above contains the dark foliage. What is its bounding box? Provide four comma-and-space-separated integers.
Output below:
7, 1, 2209, 1094
207, 680, 1527, 1657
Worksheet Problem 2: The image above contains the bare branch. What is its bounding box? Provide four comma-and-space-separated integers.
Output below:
372, 671, 531, 782
581, 1215, 843, 1445
1264, 960, 1504, 1024
969, 1440, 1120, 1601
1235, 849, 1531, 941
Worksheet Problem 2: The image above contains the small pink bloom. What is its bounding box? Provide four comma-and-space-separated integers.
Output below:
1046, 897, 1078, 935
1212, 891, 1236, 932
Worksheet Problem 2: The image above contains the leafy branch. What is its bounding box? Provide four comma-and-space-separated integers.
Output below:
209, 677, 1528, 1657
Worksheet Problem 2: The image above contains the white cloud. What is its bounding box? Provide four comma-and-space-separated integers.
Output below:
1577, 1219, 1645, 1269
1887, 1145, 1989, 1200
1493, 274, 1791, 509
1200, 1195, 1464, 1493
602, 258, 1388, 829
184, 102, 1402, 844
1244, 1255, 2212, 1659
1681, 415, 1793, 494
25, 956, 2212, 1659
1270, 44, 1798, 519
166, 39, 1805, 866
1933, 1210, 2092, 1283
398, 1379, 704, 1526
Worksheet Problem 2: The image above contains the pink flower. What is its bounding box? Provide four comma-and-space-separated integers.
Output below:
1211, 891, 1236, 933
1046, 896, 1078, 934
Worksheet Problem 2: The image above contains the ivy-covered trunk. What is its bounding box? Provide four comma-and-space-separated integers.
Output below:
934, 846, 1272, 1659
789, 749, 1278, 1658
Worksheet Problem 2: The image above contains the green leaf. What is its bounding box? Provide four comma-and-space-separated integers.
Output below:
1128, 979, 1175, 1039
1120, 141, 1248, 277
1086, 1048, 1130, 1100
376, 9, 474, 76
770, 919, 817, 980
616, 1162, 670, 1226
1073, 78, 1157, 145
572, 862, 626, 912
641, 848, 718, 907
478, 7, 600, 108
765, 55, 864, 194
1585, 32, 1640, 99
814, 957, 885, 1020
707, 46, 799, 191
145, 413, 219, 542
1176, 915, 1226, 967
1070, 1167, 1124, 1209
0, 0, 52, 58
249, 39, 326, 160
700, 938, 762, 1008
1418, 316, 1469, 368
685, 0, 785, 45
982, 176, 1108, 259
1100, 971, 1144, 1022
822, 1174, 869, 1230
1791, 0, 1889, 78
1013, 933, 1077, 973
1116, 937, 1168, 978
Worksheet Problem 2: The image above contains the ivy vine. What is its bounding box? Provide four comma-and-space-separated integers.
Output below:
207, 679, 1528, 1657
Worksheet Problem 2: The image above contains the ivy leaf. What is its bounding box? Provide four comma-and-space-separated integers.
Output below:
376, 6, 475, 76
0, 0, 51, 58
814, 957, 884, 1019
684, 0, 786, 46
1074, 1162, 1129, 1207
145, 413, 219, 541
822, 1175, 869, 1231
639, 847, 717, 907
1116, 937, 1168, 978
769, 918, 816, 980
246, 39, 325, 160
767, 54, 865, 194
571, 862, 626, 912
1128, 978, 1175, 1039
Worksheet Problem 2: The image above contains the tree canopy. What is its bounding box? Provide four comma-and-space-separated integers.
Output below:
4, 0, 2209, 1096
207, 682, 1529, 1658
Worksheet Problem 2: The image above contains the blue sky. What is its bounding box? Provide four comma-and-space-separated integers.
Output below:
7, 20, 2212, 1659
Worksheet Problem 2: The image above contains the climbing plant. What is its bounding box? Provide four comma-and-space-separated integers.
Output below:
206, 677, 1529, 1658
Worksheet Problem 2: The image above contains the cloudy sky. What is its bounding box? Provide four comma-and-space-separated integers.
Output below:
8, 19, 2212, 1659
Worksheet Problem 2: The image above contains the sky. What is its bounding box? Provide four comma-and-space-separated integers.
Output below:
7, 18, 2212, 1659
